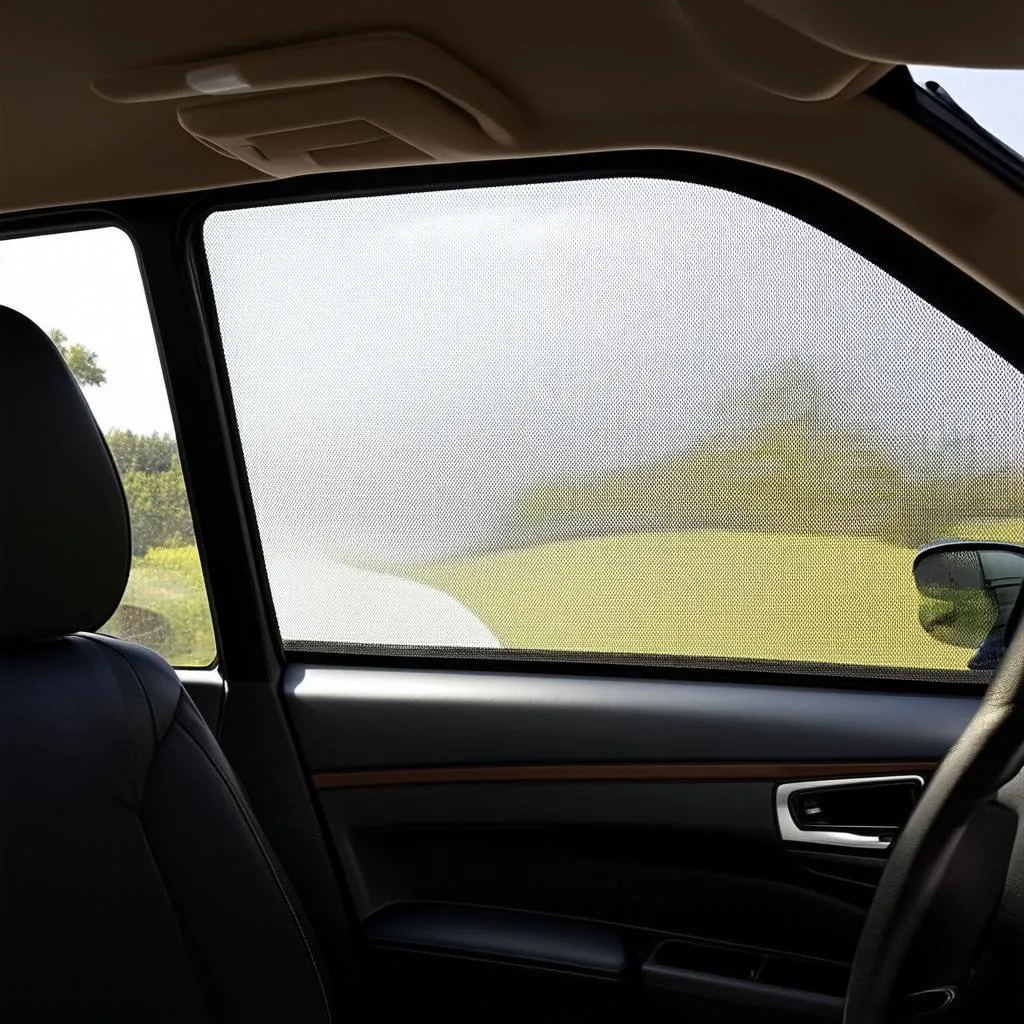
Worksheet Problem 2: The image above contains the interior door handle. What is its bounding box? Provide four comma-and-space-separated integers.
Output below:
775, 775, 924, 851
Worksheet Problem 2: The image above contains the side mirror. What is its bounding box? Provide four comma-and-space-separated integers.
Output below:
913, 540, 1024, 667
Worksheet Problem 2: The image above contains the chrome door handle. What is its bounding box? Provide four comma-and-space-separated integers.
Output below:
775, 775, 924, 851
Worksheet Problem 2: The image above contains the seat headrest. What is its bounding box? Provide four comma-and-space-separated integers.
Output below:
0, 306, 130, 644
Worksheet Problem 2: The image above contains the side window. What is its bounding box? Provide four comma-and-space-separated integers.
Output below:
203, 177, 1024, 677
0, 227, 216, 667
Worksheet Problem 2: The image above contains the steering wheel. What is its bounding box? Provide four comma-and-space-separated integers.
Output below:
844, 631, 1024, 1022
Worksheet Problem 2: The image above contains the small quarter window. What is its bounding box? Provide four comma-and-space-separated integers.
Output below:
0, 226, 216, 667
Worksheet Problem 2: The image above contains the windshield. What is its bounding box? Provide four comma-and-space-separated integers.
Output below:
910, 65, 1024, 155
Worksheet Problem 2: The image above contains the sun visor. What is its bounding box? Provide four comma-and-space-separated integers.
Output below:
92, 32, 521, 176
676, 0, 1024, 103
747, 0, 1024, 67
675, 1, 890, 102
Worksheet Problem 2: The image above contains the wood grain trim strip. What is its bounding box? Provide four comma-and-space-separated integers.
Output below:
312, 761, 938, 790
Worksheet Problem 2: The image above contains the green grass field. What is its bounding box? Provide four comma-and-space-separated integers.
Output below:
97, 519, 1024, 672
943, 518, 1024, 544
403, 529, 1018, 671
105, 544, 216, 667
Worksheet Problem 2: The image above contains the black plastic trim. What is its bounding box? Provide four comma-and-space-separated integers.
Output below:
643, 942, 845, 1020
322, 780, 780, 839
179, 671, 225, 736
871, 67, 1024, 199
285, 665, 977, 772
127, 200, 282, 684
290, 645, 992, 696
363, 902, 627, 979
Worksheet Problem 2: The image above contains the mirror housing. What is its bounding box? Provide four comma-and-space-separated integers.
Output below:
913, 540, 1024, 668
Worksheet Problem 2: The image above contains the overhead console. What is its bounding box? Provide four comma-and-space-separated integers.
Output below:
92, 32, 522, 177
87, 6, 1024, 182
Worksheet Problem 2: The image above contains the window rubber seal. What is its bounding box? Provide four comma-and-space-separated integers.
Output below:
869, 66, 1024, 200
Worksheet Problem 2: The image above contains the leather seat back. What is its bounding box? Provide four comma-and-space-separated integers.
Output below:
0, 306, 332, 1022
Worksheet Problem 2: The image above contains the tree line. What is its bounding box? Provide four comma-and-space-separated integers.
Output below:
56, 326, 1023, 562
52, 328, 193, 557
513, 358, 1024, 551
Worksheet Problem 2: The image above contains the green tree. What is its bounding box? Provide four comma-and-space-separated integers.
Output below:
107, 431, 193, 556
105, 429, 179, 475
513, 358, 919, 542
715, 355, 824, 434
120, 456, 194, 556
48, 336, 191, 556
48, 327, 106, 387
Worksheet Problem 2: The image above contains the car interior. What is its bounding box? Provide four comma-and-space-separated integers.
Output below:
3, 2, 1024, 1022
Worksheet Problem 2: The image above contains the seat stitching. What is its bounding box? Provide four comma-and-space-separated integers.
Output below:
73, 635, 331, 1022
134, 814, 220, 1021
80, 634, 182, 810
73, 636, 215, 1015
80, 633, 178, 745
175, 717, 333, 1024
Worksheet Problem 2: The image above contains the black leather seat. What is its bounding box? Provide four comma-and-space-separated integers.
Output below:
0, 306, 333, 1021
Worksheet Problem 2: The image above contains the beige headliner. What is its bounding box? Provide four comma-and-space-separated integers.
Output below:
1, 0, 1023, 315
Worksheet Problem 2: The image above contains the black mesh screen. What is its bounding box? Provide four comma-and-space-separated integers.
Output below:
204, 178, 1024, 674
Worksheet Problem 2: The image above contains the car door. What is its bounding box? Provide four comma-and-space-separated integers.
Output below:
10, 152, 1017, 1023
189, 153, 1024, 1023
177, 152, 1024, 1023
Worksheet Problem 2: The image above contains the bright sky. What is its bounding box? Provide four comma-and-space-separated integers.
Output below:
204, 170, 1024, 566
0, 67, 1020, 450
0, 228, 174, 434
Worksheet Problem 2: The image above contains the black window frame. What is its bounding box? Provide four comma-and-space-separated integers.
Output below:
870, 66, 1024, 200
4, 149, 1022, 694
184, 150, 1024, 691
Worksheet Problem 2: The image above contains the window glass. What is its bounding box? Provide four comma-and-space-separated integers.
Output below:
204, 178, 1024, 675
0, 227, 216, 667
